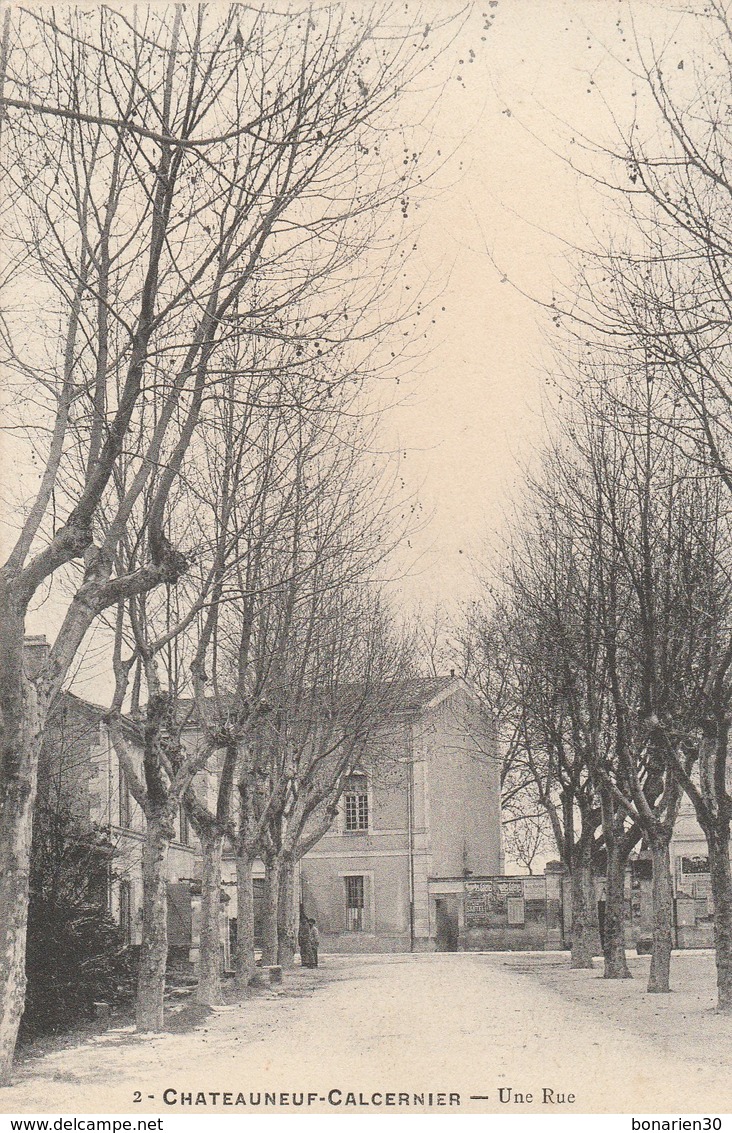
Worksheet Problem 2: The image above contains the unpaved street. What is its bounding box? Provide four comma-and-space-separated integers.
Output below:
3, 951, 731, 1114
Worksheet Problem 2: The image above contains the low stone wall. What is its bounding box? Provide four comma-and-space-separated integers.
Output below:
676, 923, 714, 949
456, 874, 565, 952
460, 925, 548, 951
320, 931, 412, 954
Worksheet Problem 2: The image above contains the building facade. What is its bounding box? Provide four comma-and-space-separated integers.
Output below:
667, 798, 716, 948
33, 647, 502, 960
36, 680, 204, 962
299, 676, 503, 952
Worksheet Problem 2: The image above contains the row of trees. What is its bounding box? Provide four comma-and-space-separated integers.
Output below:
466, 372, 729, 993
465, 0, 732, 1013
0, 3, 458, 1081
107, 403, 413, 1026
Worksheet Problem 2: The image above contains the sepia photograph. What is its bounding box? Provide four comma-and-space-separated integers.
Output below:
0, 0, 731, 1121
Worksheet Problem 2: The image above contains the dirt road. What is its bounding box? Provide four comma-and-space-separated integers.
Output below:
2, 951, 731, 1114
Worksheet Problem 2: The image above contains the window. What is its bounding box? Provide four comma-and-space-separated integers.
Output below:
345, 875, 365, 931
680, 855, 709, 875
253, 878, 266, 947
178, 804, 190, 846
88, 863, 110, 910
344, 776, 368, 832
119, 766, 131, 828
119, 879, 132, 945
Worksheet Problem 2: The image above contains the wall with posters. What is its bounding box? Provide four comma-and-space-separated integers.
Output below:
458, 872, 564, 951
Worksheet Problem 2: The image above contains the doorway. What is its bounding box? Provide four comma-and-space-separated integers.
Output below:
434, 897, 459, 951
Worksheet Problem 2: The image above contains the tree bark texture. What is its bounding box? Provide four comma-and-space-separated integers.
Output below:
234, 851, 255, 991
603, 841, 632, 979
647, 836, 674, 994
197, 830, 224, 1006
277, 856, 296, 969
569, 837, 596, 969
261, 855, 281, 967
0, 614, 45, 1085
0, 760, 37, 1085
136, 812, 172, 1031
708, 828, 732, 1012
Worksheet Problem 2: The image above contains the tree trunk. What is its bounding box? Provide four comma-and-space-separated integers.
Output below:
647, 835, 673, 994
136, 811, 172, 1031
197, 830, 224, 1006
234, 850, 255, 991
570, 839, 596, 969
603, 840, 631, 979
0, 766, 36, 1086
261, 854, 281, 967
708, 827, 732, 1012
277, 856, 296, 968
0, 616, 44, 1086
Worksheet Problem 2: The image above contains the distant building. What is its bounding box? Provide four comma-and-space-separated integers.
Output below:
31, 633, 503, 959
668, 799, 716, 948
32, 647, 202, 963
299, 676, 502, 952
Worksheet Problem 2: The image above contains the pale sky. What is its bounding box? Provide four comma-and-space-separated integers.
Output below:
385, 0, 684, 614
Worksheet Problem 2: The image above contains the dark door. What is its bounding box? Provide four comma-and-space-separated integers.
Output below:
167, 882, 192, 946
435, 898, 459, 952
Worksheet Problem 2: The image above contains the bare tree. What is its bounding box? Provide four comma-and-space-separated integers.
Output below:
496, 356, 731, 991
0, 3, 450, 1072
575, 378, 724, 992
466, 525, 604, 969
226, 432, 414, 977
502, 798, 554, 876
553, 4, 732, 1007
264, 596, 415, 969
104, 347, 295, 1023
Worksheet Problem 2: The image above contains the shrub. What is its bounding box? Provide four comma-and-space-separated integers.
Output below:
21, 804, 135, 1040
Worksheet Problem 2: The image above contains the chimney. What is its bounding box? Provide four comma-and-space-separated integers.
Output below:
450, 667, 455, 678
24, 634, 51, 679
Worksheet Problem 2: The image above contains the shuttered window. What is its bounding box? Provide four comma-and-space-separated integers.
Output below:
345, 874, 365, 931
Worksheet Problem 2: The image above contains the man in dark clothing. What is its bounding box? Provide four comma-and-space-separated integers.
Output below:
309, 918, 319, 968
299, 912, 313, 968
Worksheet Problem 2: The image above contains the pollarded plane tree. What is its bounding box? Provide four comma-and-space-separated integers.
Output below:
0, 3, 451, 1073
513, 410, 679, 983
164, 367, 415, 994
105, 342, 302, 1025
508, 356, 731, 989
458, 601, 542, 841
262, 592, 415, 971
180, 380, 404, 999
466, 540, 605, 966
216, 420, 355, 986
459, 600, 583, 889
225, 415, 416, 978
553, 404, 645, 982
566, 369, 730, 993
505, 515, 605, 971
555, 0, 732, 1007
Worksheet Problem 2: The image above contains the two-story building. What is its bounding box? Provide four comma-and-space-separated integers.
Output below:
32, 632, 502, 960
299, 675, 502, 952
33, 662, 201, 960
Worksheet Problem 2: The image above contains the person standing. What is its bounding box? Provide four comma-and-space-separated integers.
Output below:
309, 917, 319, 968
298, 912, 313, 968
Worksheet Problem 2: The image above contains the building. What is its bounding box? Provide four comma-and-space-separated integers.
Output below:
299, 676, 503, 952
35, 676, 202, 962
32, 634, 503, 960
668, 798, 716, 948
